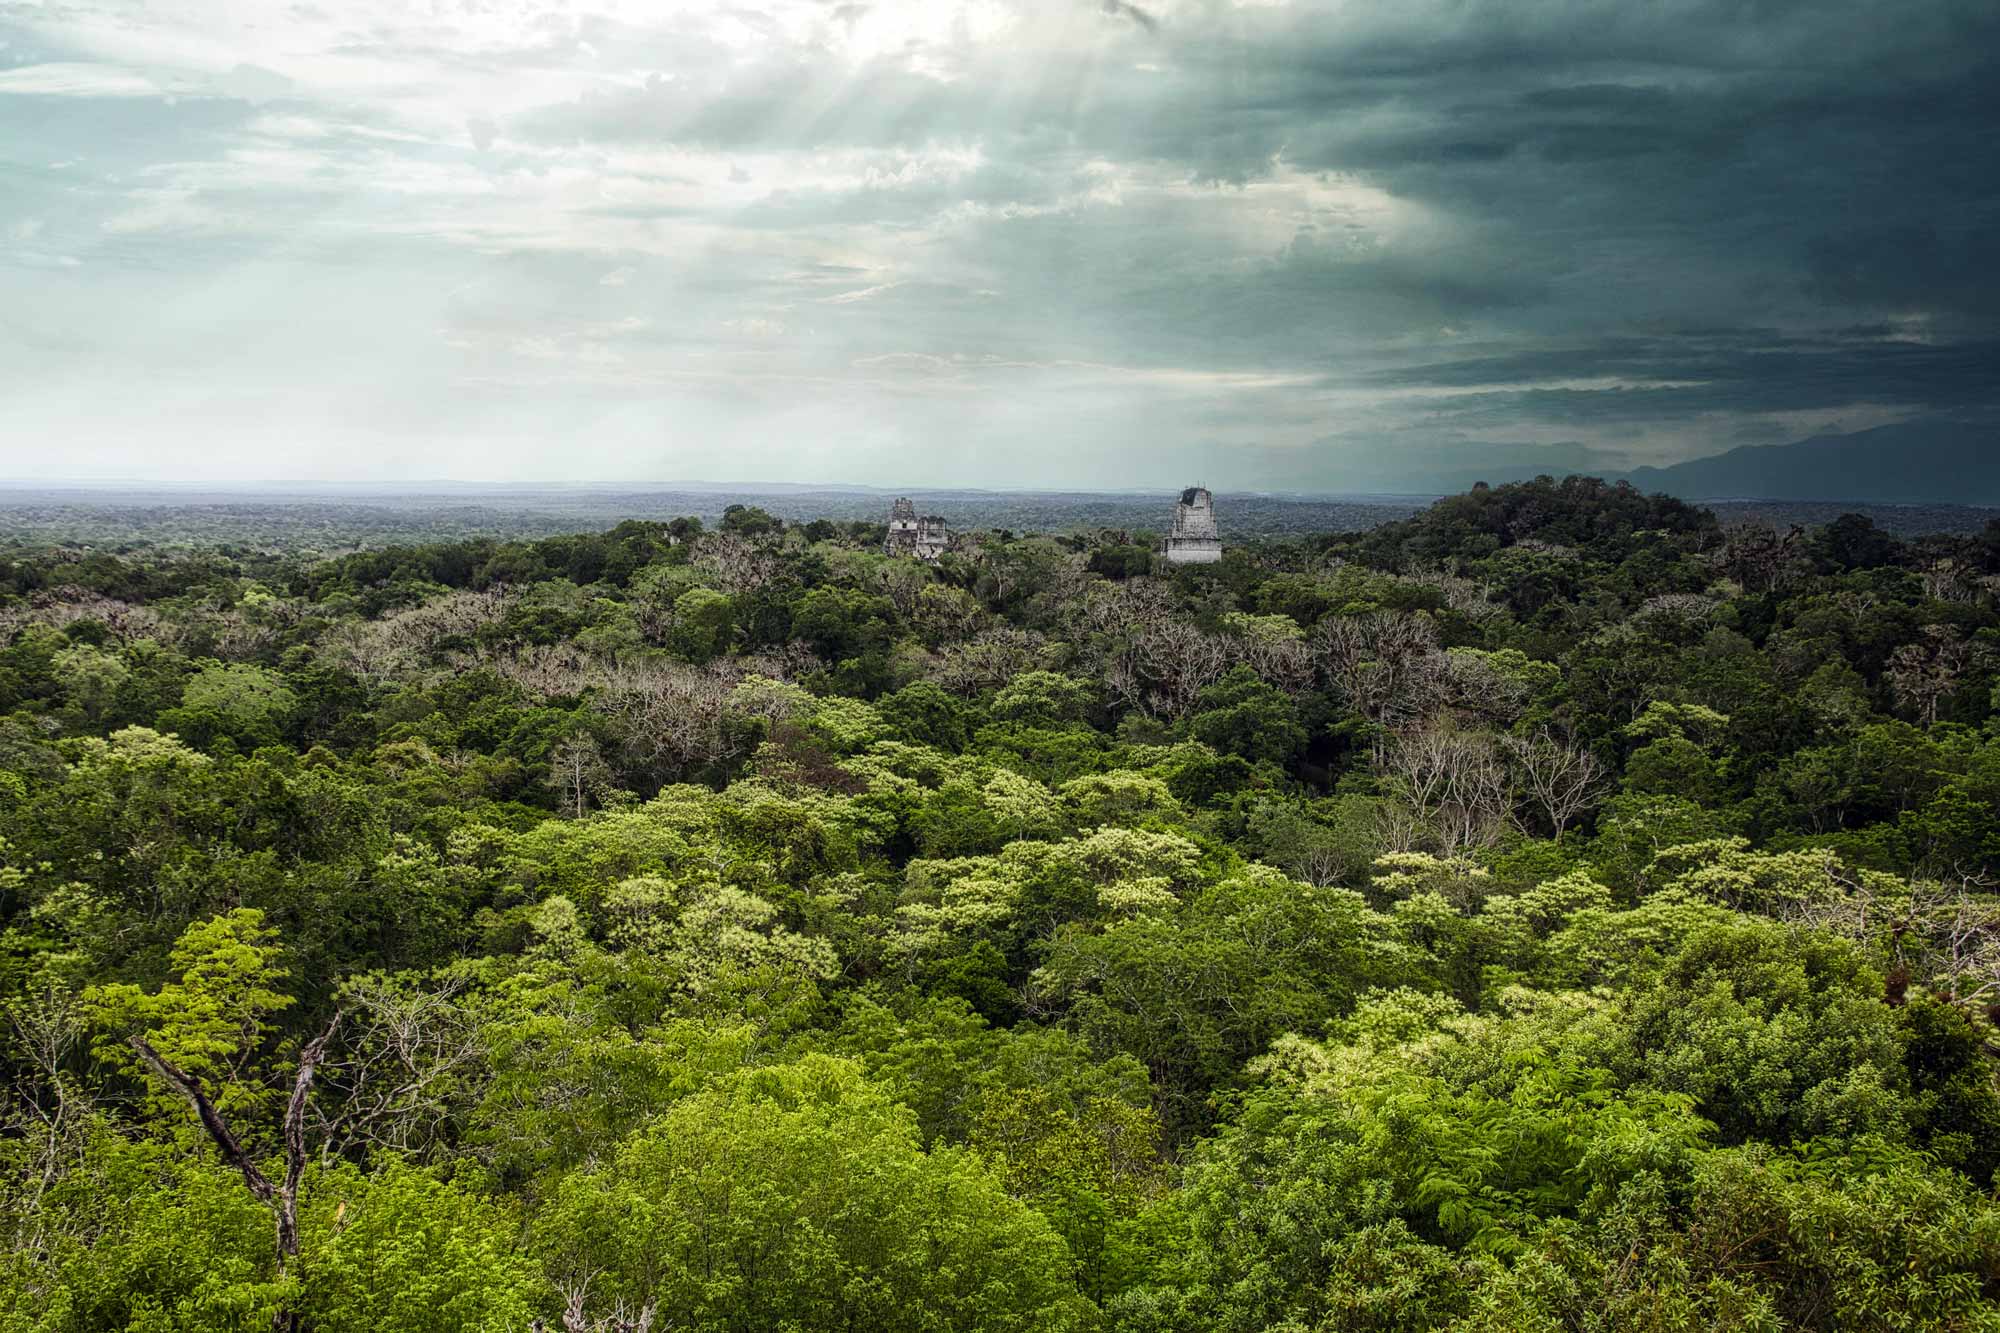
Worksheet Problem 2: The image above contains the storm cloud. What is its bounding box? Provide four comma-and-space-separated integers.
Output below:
2, 0, 1994, 487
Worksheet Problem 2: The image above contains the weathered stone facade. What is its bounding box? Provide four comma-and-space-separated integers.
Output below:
884, 496, 950, 560
1160, 486, 1223, 564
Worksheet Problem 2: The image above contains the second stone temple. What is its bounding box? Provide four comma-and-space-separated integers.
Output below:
884, 496, 950, 561
1159, 486, 1223, 565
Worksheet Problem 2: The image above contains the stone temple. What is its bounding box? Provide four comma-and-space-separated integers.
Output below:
1159, 486, 1223, 564
884, 496, 950, 561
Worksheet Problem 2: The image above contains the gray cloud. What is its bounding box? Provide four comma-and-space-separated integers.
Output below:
1099, 1, 1158, 35
0, 0, 1995, 486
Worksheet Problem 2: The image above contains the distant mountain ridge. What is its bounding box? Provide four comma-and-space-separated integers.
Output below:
1620, 418, 1997, 504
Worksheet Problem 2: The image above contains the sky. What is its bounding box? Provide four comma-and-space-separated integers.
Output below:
2, 0, 1996, 490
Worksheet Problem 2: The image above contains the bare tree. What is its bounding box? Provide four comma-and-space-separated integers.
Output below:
1225, 619, 1315, 697
1919, 554, 1982, 605
473, 642, 596, 699
128, 1013, 341, 1332
1110, 621, 1231, 720
691, 533, 780, 595
1502, 728, 1607, 836
594, 659, 750, 783
1887, 625, 1975, 725
1404, 564, 1502, 623
1786, 872, 2000, 1021
1373, 797, 1428, 856
537, 1275, 658, 1333
0, 588, 167, 645
1900, 877, 2000, 1011
1721, 523, 1808, 594
1076, 578, 1176, 638
4, 986, 88, 1258
928, 627, 1051, 697
740, 640, 825, 684
1629, 593, 1720, 634
1379, 724, 1510, 856
549, 731, 620, 818
312, 977, 487, 1162
1440, 651, 1532, 726
1291, 844, 1349, 889
322, 587, 512, 683
1314, 612, 1453, 748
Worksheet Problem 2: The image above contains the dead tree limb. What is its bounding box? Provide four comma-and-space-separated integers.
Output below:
128, 1035, 277, 1211
278, 1014, 341, 1259
130, 1009, 343, 1292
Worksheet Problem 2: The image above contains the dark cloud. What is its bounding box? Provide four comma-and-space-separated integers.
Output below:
1353, 335, 2000, 444
5, 0, 1999, 483
1806, 225, 2000, 319
1099, 0, 1158, 34
506, 0, 2000, 350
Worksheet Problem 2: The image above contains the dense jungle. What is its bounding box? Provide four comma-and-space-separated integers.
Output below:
4, 476, 1999, 1331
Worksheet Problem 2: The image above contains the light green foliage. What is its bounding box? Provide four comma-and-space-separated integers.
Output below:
1644, 838, 1902, 914
68, 722, 213, 774
2, 1131, 287, 1332
831, 992, 1153, 1145
915, 583, 986, 644
606, 875, 839, 1019
801, 693, 887, 753
629, 560, 708, 640
1498, 1144, 2000, 1333
1484, 868, 1611, 938
972, 1086, 1165, 1301
1060, 770, 1183, 829
984, 767, 1067, 840
52, 644, 129, 728
1457, 646, 1560, 699
167, 662, 297, 743
1013, 825, 1206, 928
1037, 866, 1406, 1132
1371, 851, 1492, 909
1537, 886, 1735, 988
83, 909, 295, 1131
468, 930, 763, 1184
1586, 792, 1737, 889
714, 779, 883, 885
729, 674, 888, 754
491, 793, 701, 913
993, 670, 1098, 727
1123, 1003, 1714, 1331
1613, 919, 1905, 1143
895, 824, 1209, 969
539, 1055, 1092, 1332
727, 673, 817, 724
295, 1159, 541, 1333
1218, 611, 1304, 646
1625, 700, 1731, 745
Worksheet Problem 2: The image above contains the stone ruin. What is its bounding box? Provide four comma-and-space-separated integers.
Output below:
1159, 486, 1223, 564
884, 496, 950, 561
